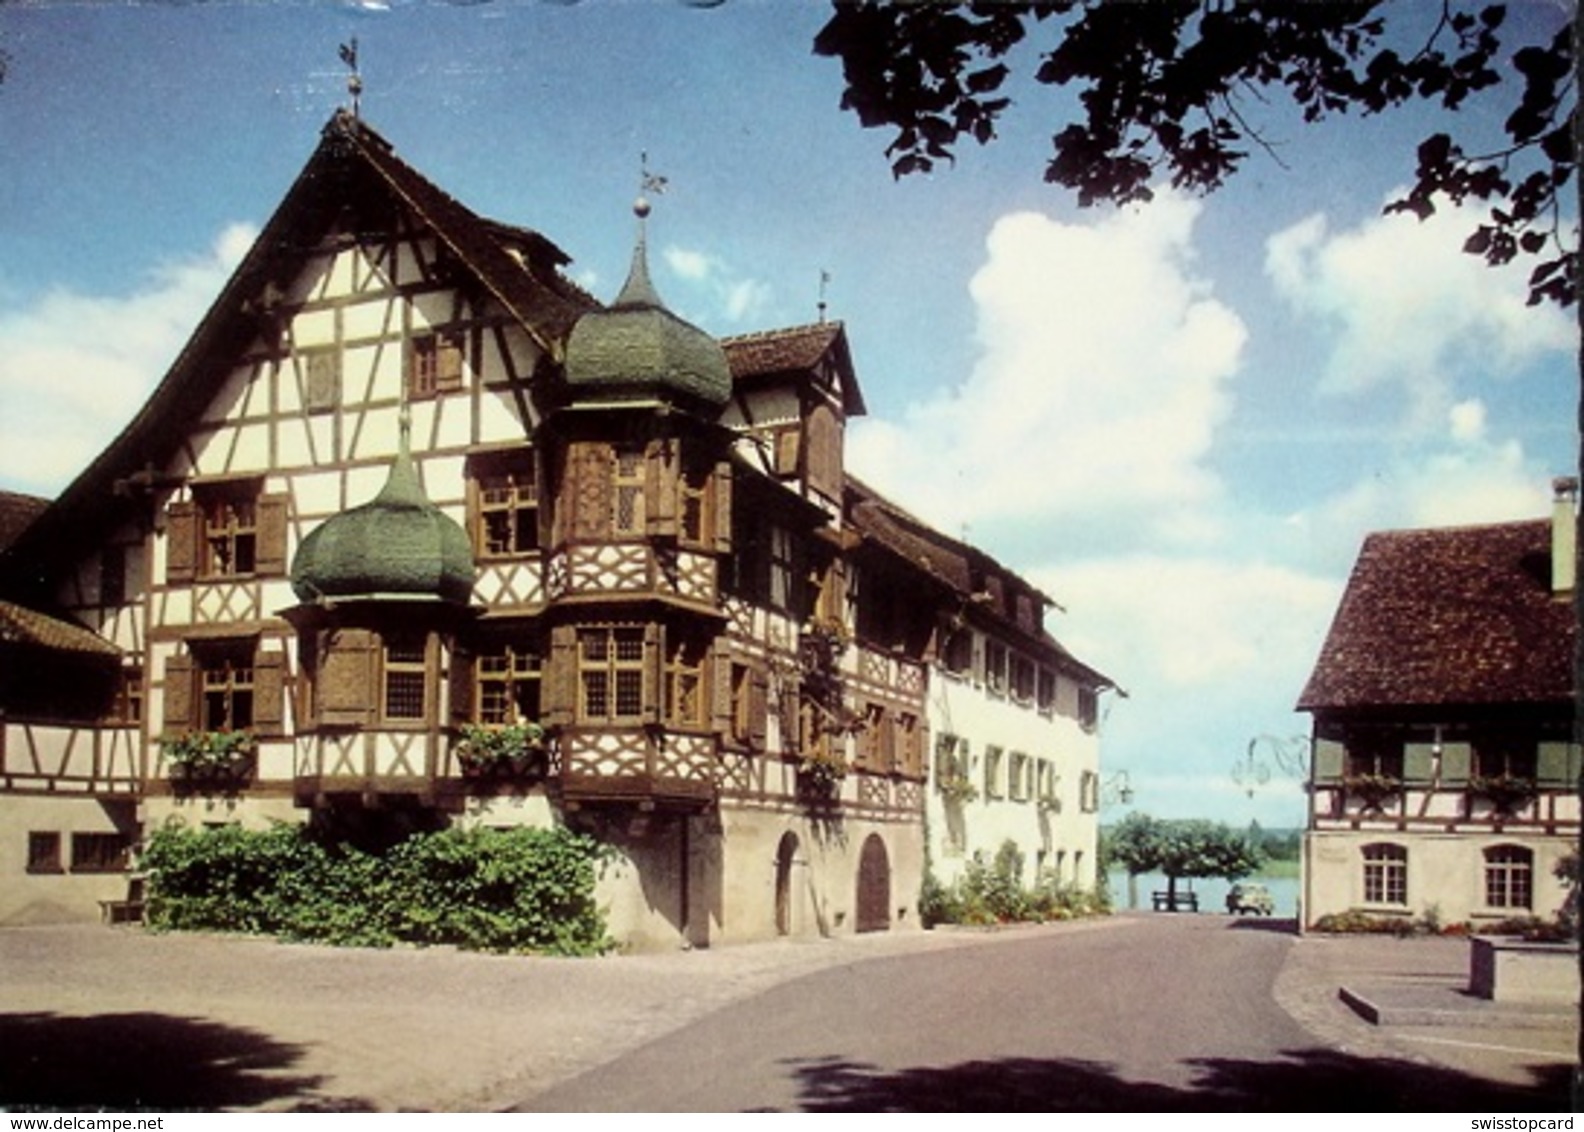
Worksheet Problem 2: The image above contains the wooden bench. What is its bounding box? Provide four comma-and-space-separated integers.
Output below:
1151, 890, 1198, 913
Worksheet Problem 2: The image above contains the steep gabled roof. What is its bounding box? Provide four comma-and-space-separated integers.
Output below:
844, 476, 1114, 690
0, 492, 48, 552
0, 112, 597, 598
722, 322, 867, 416
1298, 519, 1574, 711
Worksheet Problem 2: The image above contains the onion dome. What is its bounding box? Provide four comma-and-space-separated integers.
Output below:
563, 198, 732, 409
291, 439, 474, 605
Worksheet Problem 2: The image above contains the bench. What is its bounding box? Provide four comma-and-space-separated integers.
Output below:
1151, 890, 1198, 913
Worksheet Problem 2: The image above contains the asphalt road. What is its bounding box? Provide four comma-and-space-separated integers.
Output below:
518, 915, 1569, 1112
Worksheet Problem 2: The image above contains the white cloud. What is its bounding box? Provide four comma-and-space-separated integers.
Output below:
0, 223, 255, 496
660, 244, 772, 328
1264, 195, 1575, 426
848, 195, 1246, 549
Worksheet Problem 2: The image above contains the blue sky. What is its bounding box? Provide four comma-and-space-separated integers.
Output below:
0, 0, 1575, 828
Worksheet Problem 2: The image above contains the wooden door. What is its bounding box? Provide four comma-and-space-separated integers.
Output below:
855, 833, 890, 933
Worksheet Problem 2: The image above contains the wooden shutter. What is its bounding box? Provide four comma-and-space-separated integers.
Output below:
1536, 741, 1577, 789
712, 460, 733, 555
543, 624, 577, 728
448, 640, 475, 728
641, 623, 661, 725
165, 501, 198, 584
573, 443, 612, 540
255, 495, 289, 577
648, 442, 678, 539
748, 666, 768, 752
1311, 738, 1344, 784
1439, 742, 1472, 786
775, 428, 800, 477
1403, 742, 1435, 786
319, 628, 377, 727
710, 644, 733, 736
252, 647, 287, 737
162, 653, 195, 734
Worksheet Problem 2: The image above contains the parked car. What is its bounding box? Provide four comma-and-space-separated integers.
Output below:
1226, 882, 1274, 916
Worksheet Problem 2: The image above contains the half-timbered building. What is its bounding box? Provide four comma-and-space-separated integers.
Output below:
1298, 479, 1580, 929
0, 111, 1113, 945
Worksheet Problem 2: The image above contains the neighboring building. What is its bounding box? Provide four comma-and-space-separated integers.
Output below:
845, 482, 1112, 892
0, 111, 1112, 945
1297, 479, 1580, 929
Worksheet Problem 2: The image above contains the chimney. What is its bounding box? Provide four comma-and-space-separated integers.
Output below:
1551, 475, 1577, 595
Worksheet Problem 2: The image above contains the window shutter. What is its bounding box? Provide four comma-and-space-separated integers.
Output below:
1403, 742, 1435, 786
648, 443, 678, 539
710, 645, 733, 736
162, 653, 195, 734
1439, 742, 1472, 785
1536, 741, 1576, 789
641, 623, 662, 725
748, 666, 768, 751
252, 647, 287, 737
775, 428, 800, 477
319, 628, 377, 727
713, 460, 733, 555
909, 721, 928, 780
1312, 738, 1343, 784
543, 624, 576, 728
256, 495, 289, 577
448, 640, 475, 728
165, 501, 198, 584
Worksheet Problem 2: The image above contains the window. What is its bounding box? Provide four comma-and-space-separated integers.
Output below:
1078, 686, 1098, 731
985, 640, 1008, 697
199, 644, 254, 732
984, 745, 1004, 799
1080, 769, 1100, 813
71, 833, 131, 874
1037, 668, 1057, 715
107, 667, 143, 726
1484, 845, 1534, 910
729, 663, 753, 745
858, 702, 892, 772
679, 456, 710, 545
383, 636, 428, 721
579, 627, 646, 723
475, 456, 538, 557
1011, 655, 1036, 703
409, 331, 465, 398
195, 482, 258, 578
941, 626, 973, 676
769, 523, 795, 612
1362, 843, 1408, 905
26, 832, 61, 874
304, 348, 341, 412
1347, 733, 1404, 779
1474, 735, 1538, 780
1009, 751, 1030, 801
611, 446, 647, 536
476, 644, 540, 725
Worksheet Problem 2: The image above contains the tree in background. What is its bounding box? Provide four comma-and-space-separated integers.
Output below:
1105, 812, 1265, 904
814, 1, 1576, 307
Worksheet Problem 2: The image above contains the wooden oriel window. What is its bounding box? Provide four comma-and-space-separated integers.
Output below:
664, 636, 707, 729
578, 627, 646, 723
383, 636, 429, 721
409, 331, 465, 398
611, 446, 647, 536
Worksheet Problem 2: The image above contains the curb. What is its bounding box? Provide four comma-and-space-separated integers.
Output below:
1338, 984, 1577, 1030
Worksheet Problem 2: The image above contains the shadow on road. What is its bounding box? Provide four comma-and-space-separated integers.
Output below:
0, 1012, 374, 1111
781, 1048, 1570, 1112
1224, 917, 1299, 935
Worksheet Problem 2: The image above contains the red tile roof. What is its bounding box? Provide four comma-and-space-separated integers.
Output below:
0, 492, 48, 552
1298, 519, 1575, 710
0, 599, 119, 658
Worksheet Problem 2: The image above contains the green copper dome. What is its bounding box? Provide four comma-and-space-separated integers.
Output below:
291, 446, 474, 605
564, 218, 732, 408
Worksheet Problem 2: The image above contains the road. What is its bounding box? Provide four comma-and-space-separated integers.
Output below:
518, 915, 1570, 1112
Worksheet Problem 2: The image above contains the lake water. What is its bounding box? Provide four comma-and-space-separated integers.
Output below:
1105, 869, 1301, 918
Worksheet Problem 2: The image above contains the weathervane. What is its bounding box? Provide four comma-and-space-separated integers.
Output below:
339, 38, 363, 119
636, 151, 668, 217
818, 269, 831, 323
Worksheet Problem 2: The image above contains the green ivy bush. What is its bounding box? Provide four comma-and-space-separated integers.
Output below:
140, 822, 613, 956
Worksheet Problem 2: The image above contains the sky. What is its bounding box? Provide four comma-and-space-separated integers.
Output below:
0, 0, 1576, 829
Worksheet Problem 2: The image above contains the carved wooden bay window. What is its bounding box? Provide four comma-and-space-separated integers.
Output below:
166, 479, 288, 583
305, 627, 439, 729
558, 439, 731, 551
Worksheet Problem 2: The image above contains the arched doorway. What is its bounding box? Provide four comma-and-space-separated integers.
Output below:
855, 833, 890, 933
774, 832, 799, 936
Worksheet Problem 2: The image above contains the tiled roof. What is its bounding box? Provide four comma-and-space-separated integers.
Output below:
1297, 519, 1575, 710
722, 322, 866, 415
0, 492, 48, 552
845, 477, 1114, 689
0, 599, 119, 658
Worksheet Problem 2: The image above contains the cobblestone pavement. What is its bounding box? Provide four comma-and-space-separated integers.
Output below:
0, 915, 1574, 1110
